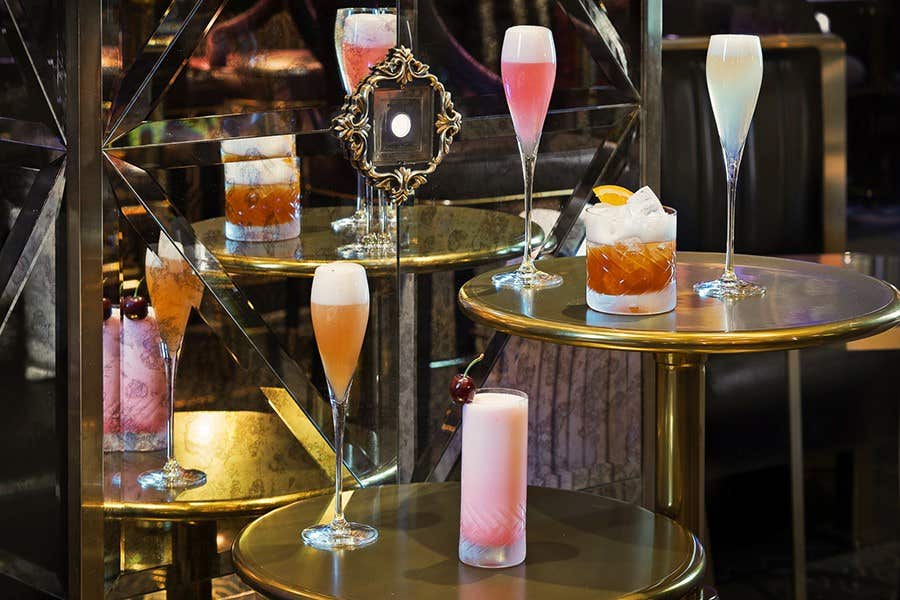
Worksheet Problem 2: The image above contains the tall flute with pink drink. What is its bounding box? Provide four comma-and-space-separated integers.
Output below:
492, 25, 561, 289
459, 388, 528, 568
332, 7, 396, 248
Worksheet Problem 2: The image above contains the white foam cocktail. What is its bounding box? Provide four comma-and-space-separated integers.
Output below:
302, 262, 377, 550
693, 34, 765, 299
459, 389, 528, 568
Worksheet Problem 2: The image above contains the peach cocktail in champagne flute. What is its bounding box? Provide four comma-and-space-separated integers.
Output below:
138, 234, 206, 490
332, 8, 396, 240
492, 25, 561, 289
301, 262, 377, 550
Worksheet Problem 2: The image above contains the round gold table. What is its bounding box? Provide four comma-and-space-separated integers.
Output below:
192, 205, 543, 277
104, 411, 332, 519
458, 253, 900, 540
103, 411, 334, 598
233, 483, 706, 599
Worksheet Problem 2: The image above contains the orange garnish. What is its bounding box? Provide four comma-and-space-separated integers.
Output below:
592, 185, 632, 206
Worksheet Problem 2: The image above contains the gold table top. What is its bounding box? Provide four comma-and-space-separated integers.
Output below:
192, 205, 543, 277
233, 483, 705, 600
103, 411, 331, 519
459, 253, 900, 354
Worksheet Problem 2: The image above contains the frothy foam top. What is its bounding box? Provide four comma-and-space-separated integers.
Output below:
145, 234, 184, 268
708, 34, 761, 59
467, 391, 528, 414
221, 135, 294, 159
585, 186, 676, 245
311, 262, 369, 306
501, 25, 555, 64
343, 13, 396, 48
223, 157, 298, 185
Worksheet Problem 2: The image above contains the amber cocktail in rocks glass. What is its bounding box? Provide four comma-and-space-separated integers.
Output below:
584, 188, 677, 315
138, 234, 207, 490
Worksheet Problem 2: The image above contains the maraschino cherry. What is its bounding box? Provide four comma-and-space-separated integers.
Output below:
449, 353, 485, 405
121, 295, 148, 320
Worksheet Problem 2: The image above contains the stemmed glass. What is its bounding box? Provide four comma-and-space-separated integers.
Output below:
332, 7, 396, 255
693, 35, 765, 299
301, 262, 377, 549
138, 234, 206, 490
491, 26, 561, 289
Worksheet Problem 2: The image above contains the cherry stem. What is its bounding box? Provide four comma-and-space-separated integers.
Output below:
463, 353, 485, 378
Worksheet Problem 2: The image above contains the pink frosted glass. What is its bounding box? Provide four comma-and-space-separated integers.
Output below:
120, 307, 167, 451
459, 390, 528, 567
102, 308, 121, 451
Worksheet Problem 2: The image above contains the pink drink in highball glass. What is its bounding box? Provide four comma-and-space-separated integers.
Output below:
492, 26, 562, 289
459, 389, 528, 568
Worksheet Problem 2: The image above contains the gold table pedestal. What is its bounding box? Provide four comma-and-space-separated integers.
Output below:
459, 253, 900, 541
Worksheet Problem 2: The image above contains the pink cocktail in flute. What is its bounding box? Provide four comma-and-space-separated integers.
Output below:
492, 25, 561, 289
339, 12, 396, 92
459, 388, 528, 568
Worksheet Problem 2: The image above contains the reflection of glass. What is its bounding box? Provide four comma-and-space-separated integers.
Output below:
585, 204, 677, 315
302, 262, 377, 550
459, 388, 527, 568
694, 35, 765, 299
332, 7, 397, 246
221, 137, 301, 242
492, 26, 561, 289
137, 235, 206, 490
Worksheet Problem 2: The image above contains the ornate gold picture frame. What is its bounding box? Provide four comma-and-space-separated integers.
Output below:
332, 46, 462, 205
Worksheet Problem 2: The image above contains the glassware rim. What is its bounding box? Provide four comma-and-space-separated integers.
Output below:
473, 387, 529, 401
585, 204, 676, 217
336, 6, 397, 16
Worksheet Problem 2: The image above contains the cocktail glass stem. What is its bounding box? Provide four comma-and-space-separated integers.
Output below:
329, 392, 349, 531
722, 155, 740, 282
490, 148, 562, 289
354, 173, 368, 225
693, 146, 765, 298
137, 341, 206, 490
162, 342, 179, 475
301, 378, 378, 549
520, 152, 538, 275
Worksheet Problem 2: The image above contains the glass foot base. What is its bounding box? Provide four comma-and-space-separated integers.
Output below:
331, 210, 367, 233
302, 521, 378, 550
137, 464, 206, 490
492, 266, 562, 289
693, 276, 765, 299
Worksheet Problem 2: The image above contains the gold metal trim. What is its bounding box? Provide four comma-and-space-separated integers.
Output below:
332, 46, 461, 205
458, 254, 900, 354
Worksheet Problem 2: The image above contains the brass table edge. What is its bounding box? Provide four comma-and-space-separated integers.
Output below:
232, 483, 707, 600
458, 257, 900, 355
102, 485, 333, 520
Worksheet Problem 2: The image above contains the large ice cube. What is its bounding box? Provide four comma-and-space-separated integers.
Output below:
627, 186, 665, 218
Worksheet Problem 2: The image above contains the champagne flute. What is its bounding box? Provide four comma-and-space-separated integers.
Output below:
301, 262, 377, 550
492, 26, 561, 289
693, 35, 765, 299
138, 234, 206, 490
332, 7, 396, 251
